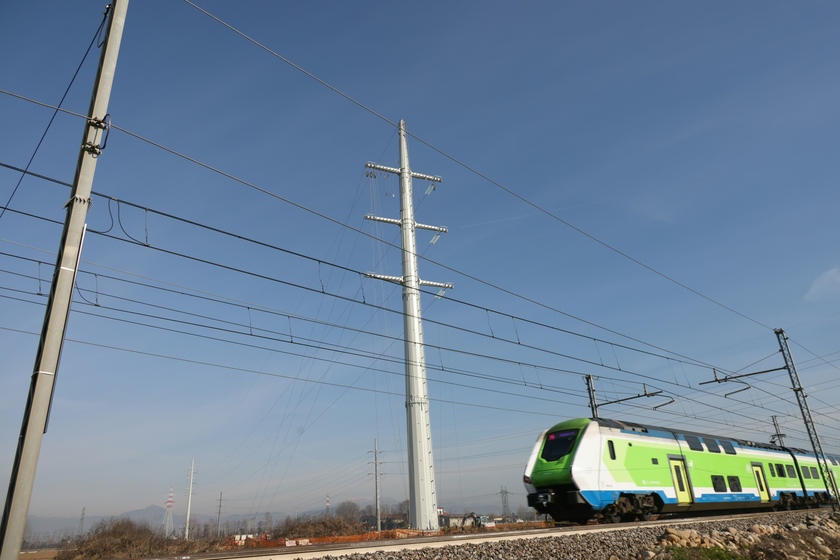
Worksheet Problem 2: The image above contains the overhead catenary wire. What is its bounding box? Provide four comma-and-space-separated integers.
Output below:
2, 181, 833, 431
1, 206, 805, 423
4, 193, 838, 453
0, 100, 773, 378
1, 279, 825, 437
0, 178, 756, 379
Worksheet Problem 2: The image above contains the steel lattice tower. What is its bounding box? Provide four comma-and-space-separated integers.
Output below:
775, 329, 839, 508
500, 487, 511, 518
162, 487, 174, 538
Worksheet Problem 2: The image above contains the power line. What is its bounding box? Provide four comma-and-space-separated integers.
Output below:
179, 0, 774, 333
0, 186, 743, 379
0, 283, 815, 434
1, 201, 828, 428
1, 235, 798, 431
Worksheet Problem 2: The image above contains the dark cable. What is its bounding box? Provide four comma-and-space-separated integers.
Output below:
0, 11, 109, 224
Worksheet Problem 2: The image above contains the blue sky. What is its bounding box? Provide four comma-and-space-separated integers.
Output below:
2, 1, 840, 525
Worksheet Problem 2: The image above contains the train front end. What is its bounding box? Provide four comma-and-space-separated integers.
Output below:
523, 418, 594, 523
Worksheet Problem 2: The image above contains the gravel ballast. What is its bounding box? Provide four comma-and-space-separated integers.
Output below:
314, 511, 840, 560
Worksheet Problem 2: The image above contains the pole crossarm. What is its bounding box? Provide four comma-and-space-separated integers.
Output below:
365, 215, 448, 234
585, 375, 670, 418
419, 279, 454, 290
365, 272, 403, 284
365, 162, 442, 184
599, 384, 663, 408
699, 366, 787, 385
416, 222, 448, 233
365, 214, 401, 227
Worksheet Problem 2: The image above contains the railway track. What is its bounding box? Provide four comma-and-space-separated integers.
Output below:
159, 508, 826, 560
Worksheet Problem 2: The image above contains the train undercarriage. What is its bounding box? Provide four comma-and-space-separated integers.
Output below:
528, 486, 834, 525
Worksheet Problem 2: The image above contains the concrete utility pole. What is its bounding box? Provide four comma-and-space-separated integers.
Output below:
184, 460, 195, 540
372, 440, 381, 533
0, 3, 129, 559
365, 120, 450, 531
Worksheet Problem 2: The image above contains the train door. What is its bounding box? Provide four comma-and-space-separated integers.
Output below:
669, 458, 692, 504
751, 464, 770, 502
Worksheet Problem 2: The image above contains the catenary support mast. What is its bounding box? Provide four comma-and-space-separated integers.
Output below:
365, 120, 450, 531
775, 329, 839, 509
0, 3, 129, 558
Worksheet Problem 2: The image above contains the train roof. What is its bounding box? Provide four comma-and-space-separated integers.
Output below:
592, 418, 838, 458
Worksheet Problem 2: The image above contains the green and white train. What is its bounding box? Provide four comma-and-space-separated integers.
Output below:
523, 418, 840, 523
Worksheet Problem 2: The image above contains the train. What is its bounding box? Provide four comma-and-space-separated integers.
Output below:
523, 417, 840, 524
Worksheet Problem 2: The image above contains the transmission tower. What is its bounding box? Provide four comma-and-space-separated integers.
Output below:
216, 492, 223, 537
364, 119, 450, 532
325, 494, 330, 517
78, 506, 85, 536
162, 487, 174, 538
500, 487, 511, 519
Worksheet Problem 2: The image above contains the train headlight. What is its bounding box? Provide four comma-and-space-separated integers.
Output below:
523, 475, 531, 484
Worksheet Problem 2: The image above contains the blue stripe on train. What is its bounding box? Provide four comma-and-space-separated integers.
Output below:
579, 489, 783, 510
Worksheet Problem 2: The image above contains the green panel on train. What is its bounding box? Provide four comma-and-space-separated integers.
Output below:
523, 418, 840, 523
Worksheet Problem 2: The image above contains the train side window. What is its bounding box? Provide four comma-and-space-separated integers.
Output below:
652, 458, 659, 465
608, 440, 616, 460
802, 467, 811, 479
776, 464, 786, 477
768, 464, 774, 477
703, 438, 721, 453
785, 465, 796, 478
711, 475, 726, 492
675, 466, 686, 492
811, 467, 819, 479
728, 476, 742, 492
720, 441, 736, 455
684, 435, 704, 452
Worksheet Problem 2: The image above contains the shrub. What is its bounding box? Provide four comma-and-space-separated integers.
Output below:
56, 518, 218, 560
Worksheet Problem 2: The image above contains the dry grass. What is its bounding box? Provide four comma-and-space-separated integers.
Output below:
55, 519, 219, 560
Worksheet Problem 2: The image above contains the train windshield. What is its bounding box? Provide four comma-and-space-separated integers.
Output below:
541, 429, 580, 461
